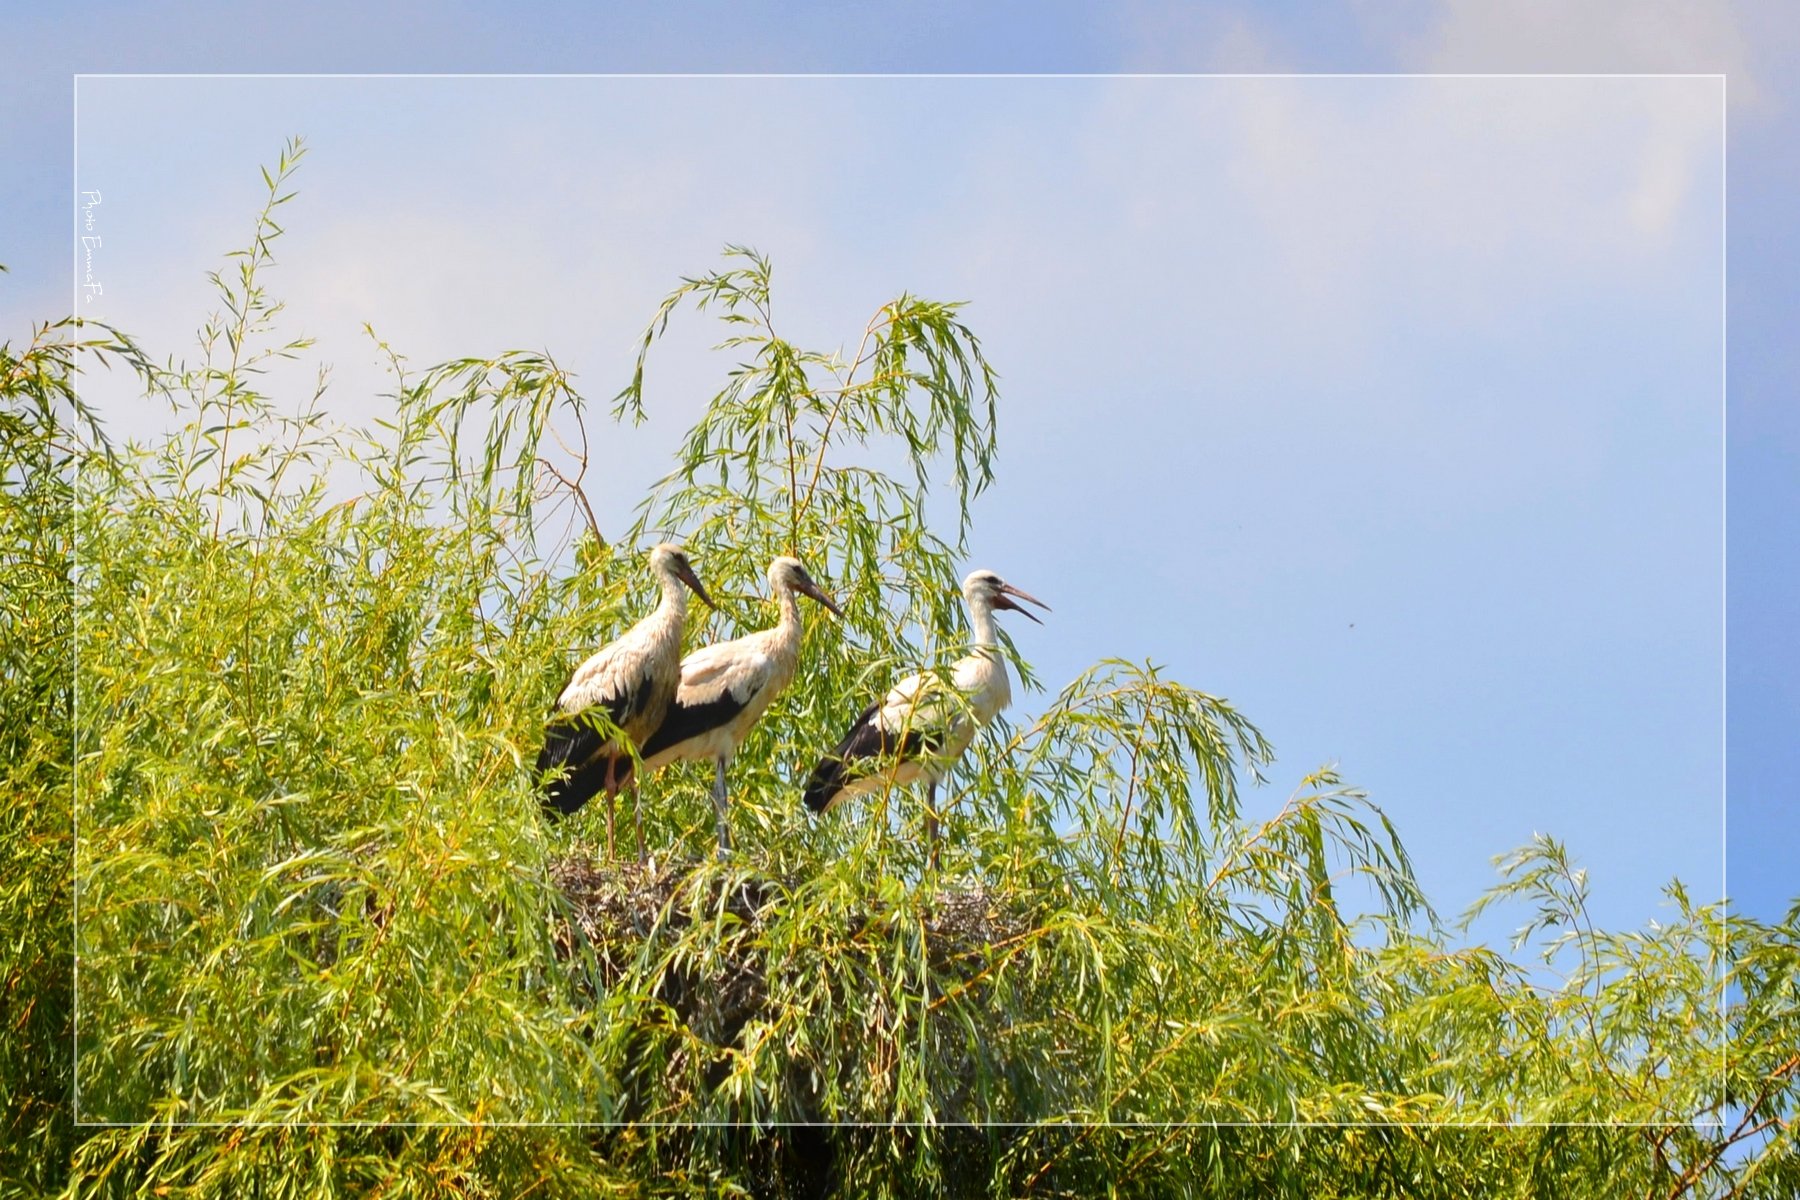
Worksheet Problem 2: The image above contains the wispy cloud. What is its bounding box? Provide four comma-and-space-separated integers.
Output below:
1401, 0, 1757, 98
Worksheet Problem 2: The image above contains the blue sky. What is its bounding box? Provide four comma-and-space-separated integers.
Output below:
7, 5, 1793, 943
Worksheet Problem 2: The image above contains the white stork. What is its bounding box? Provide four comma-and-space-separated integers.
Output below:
538, 542, 714, 859
636, 556, 842, 856
802, 569, 1048, 862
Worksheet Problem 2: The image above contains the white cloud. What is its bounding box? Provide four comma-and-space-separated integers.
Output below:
1379, 1, 1741, 245
993, 76, 1719, 368
1402, 0, 1755, 93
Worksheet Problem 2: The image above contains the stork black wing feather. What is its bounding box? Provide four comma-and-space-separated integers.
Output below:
802, 701, 934, 814
540, 751, 635, 819
536, 689, 635, 819
640, 691, 748, 760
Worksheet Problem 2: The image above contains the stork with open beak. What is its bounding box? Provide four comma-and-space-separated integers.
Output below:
537, 542, 714, 860
802, 569, 1048, 864
637, 556, 843, 856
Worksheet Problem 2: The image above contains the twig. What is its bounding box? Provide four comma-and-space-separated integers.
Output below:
1668, 1051, 1800, 1200
1111, 742, 1143, 875
795, 308, 892, 523
539, 460, 605, 546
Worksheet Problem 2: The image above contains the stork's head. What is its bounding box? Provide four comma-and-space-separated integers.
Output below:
770, 555, 844, 617
649, 542, 715, 610
962, 569, 1050, 624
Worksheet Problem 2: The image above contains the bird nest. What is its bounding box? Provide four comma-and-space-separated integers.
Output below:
546, 853, 1044, 1027
545, 853, 1058, 1125
547, 853, 1040, 975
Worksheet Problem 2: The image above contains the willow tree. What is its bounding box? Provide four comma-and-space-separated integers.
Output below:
3, 144, 1794, 1199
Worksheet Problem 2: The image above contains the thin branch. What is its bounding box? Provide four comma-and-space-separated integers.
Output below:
1111, 741, 1143, 875
795, 307, 892, 524
537, 401, 605, 546
1670, 1051, 1800, 1200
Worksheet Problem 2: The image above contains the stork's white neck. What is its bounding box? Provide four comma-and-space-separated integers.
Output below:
957, 592, 1012, 722
656, 569, 689, 614
773, 578, 803, 633
967, 594, 999, 650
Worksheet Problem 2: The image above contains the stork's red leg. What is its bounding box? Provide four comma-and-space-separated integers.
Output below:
631, 781, 646, 865
603, 756, 618, 860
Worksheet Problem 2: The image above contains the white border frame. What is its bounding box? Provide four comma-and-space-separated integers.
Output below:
70, 70, 1728, 1129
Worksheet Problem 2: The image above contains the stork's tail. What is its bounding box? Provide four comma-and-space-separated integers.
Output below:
537, 720, 630, 819
539, 764, 593, 819
802, 756, 847, 814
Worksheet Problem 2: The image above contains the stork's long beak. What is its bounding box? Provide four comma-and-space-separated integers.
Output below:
995, 582, 1050, 624
798, 576, 845, 619
676, 561, 716, 611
